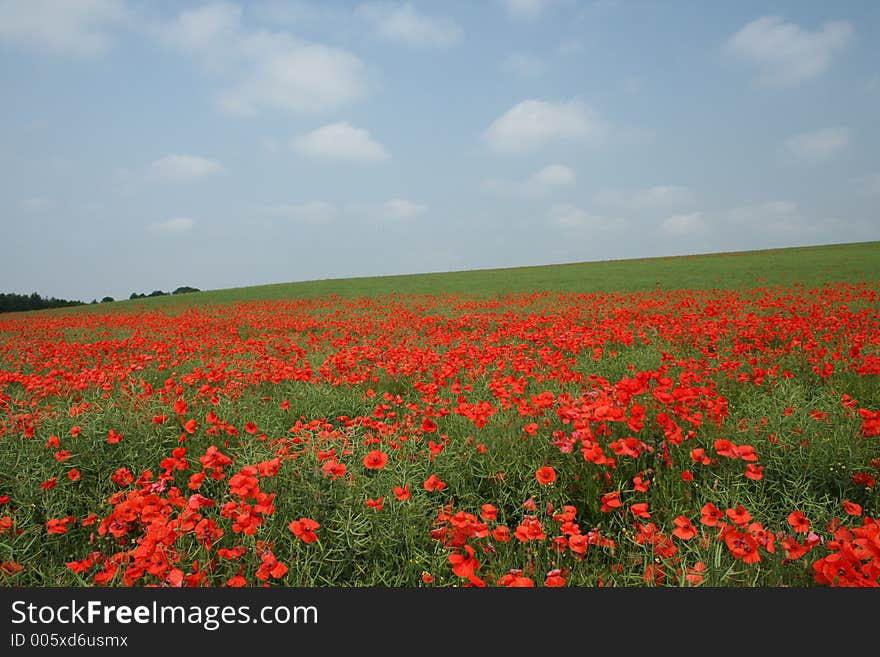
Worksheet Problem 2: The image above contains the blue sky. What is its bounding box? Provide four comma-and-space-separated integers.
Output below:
1, 0, 878, 301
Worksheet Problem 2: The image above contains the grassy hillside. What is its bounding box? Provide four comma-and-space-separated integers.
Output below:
45, 240, 880, 313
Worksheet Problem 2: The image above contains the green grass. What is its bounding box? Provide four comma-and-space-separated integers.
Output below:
39, 240, 880, 315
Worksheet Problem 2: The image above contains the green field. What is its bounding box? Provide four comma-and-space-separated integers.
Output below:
62, 240, 880, 313
1, 240, 878, 588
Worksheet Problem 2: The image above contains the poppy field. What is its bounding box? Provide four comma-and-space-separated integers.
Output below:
1, 245, 879, 587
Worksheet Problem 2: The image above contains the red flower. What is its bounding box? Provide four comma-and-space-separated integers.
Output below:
672, 516, 697, 540
289, 517, 320, 543
393, 484, 411, 501
448, 545, 479, 579
725, 505, 752, 527
423, 474, 447, 492
600, 491, 622, 512
67, 469, 81, 482
787, 510, 810, 533
535, 466, 556, 486
323, 461, 347, 480
480, 504, 498, 522
544, 569, 567, 587
493, 525, 511, 542
366, 497, 384, 511
363, 450, 389, 470
842, 500, 862, 516
699, 503, 723, 527
744, 463, 764, 480
685, 562, 706, 586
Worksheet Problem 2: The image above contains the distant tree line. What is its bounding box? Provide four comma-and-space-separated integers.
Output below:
129, 286, 200, 299
0, 292, 85, 314
1, 286, 202, 313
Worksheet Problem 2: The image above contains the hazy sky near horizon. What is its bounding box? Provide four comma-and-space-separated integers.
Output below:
1, 0, 878, 301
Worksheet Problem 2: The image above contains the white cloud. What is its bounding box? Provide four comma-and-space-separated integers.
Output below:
0, 0, 127, 56
358, 3, 462, 47
156, 3, 368, 116
382, 198, 428, 219
158, 2, 241, 57
262, 201, 338, 224
786, 127, 850, 161
484, 99, 607, 153
292, 122, 390, 162
548, 203, 606, 229
19, 198, 55, 212
726, 16, 853, 86
662, 211, 706, 235
500, 0, 551, 21
148, 154, 224, 183
596, 185, 694, 210
503, 53, 544, 77
483, 164, 575, 197
149, 217, 195, 233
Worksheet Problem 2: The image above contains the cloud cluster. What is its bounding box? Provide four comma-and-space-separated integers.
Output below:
0, 0, 128, 56
786, 127, 850, 161
484, 100, 607, 153
292, 122, 390, 162
727, 16, 853, 86
158, 2, 368, 116
357, 3, 463, 47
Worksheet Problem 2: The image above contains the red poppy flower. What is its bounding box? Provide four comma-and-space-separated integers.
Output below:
289, 517, 320, 543
423, 474, 447, 492
323, 461, 347, 480
448, 545, 479, 579
700, 503, 723, 527
842, 500, 862, 516
725, 505, 752, 526
535, 466, 556, 486
744, 463, 764, 480
363, 450, 389, 470
393, 484, 410, 501
480, 504, 498, 522
600, 491, 622, 512
672, 516, 697, 540
686, 562, 706, 586
787, 510, 810, 533
493, 525, 511, 542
